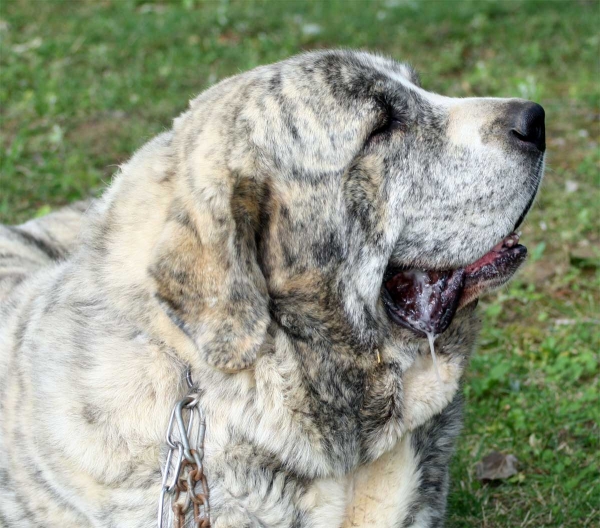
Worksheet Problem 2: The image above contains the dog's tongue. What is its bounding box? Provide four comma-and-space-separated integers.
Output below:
382, 268, 465, 337
382, 233, 526, 337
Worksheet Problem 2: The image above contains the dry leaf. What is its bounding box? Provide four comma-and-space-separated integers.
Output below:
475, 451, 519, 482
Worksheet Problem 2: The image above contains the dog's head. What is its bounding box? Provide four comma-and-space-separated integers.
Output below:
151, 50, 545, 370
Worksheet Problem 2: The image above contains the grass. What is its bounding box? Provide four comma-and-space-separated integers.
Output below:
1, 0, 598, 526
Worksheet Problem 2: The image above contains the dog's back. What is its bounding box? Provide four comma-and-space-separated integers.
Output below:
0, 203, 90, 525
0, 202, 89, 302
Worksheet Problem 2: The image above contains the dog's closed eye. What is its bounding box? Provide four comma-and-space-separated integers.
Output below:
367, 100, 408, 144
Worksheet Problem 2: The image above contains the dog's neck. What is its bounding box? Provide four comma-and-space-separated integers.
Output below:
268, 282, 382, 356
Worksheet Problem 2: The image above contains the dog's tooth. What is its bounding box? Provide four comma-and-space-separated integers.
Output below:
504, 232, 520, 248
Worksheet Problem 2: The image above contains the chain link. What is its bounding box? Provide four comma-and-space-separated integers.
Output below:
158, 370, 210, 528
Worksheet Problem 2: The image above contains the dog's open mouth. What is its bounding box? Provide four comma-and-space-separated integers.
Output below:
382, 233, 527, 337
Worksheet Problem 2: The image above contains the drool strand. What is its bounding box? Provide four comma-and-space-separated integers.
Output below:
426, 331, 441, 386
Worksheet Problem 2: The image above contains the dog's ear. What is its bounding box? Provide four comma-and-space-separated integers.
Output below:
149, 160, 270, 372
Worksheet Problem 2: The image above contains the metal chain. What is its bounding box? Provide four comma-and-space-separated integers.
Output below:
158, 369, 210, 528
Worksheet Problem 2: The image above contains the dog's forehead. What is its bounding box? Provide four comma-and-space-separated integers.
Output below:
295, 50, 421, 91
348, 52, 421, 88
251, 50, 424, 106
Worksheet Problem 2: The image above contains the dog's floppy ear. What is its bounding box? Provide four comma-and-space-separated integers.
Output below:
150, 155, 270, 372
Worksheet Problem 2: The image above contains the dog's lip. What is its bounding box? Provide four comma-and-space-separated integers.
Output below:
382, 233, 527, 337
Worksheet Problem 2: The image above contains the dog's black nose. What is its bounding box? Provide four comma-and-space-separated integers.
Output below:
510, 102, 546, 152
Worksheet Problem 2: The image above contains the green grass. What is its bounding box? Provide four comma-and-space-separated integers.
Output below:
1, 0, 598, 526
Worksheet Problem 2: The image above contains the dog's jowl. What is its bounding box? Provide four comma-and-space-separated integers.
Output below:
0, 51, 544, 527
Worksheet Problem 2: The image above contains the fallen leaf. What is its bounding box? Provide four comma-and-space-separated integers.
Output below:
569, 247, 600, 269
475, 451, 519, 482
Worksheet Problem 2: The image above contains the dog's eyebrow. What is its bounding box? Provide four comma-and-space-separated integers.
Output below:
364, 55, 423, 92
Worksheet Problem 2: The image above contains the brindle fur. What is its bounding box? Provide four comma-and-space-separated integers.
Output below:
0, 51, 543, 527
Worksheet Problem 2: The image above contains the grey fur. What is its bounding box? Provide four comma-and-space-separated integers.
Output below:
0, 50, 544, 527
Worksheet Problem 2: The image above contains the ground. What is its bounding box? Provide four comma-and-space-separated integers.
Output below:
0, 1, 598, 526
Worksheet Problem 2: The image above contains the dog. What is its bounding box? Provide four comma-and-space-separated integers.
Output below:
0, 50, 545, 527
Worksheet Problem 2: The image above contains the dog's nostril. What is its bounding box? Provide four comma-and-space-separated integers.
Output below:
510, 102, 546, 152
